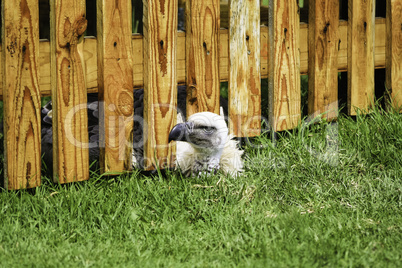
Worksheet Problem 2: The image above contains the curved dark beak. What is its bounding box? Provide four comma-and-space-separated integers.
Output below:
168, 122, 192, 142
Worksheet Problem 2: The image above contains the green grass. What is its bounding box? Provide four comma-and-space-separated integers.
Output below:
1, 106, 401, 267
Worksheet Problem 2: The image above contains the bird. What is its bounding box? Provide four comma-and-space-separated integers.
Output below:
169, 110, 243, 177
34, 86, 243, 177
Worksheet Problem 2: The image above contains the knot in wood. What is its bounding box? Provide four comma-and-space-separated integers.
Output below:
60, 16, 87, 47
323, 22, 330, 34
188, 84, 197, 95
117, 91, 133, 117
188, 85, 198, 104
75, 17, 88, 37
7, 40, 17, 56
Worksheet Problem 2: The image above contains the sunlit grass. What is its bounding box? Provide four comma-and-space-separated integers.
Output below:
0, 105, 401, 267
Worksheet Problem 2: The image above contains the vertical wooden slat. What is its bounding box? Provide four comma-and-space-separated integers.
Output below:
2, 0, 41, 189
228, 0, 261, 137
268, 0, 301, 132
97, 0, 134, 173
348, 0, 375, 115
186, 0, 220, 117
308, 0, 339, 119
143, 0, 177, 170
386, 0, 402, 111
50, 0, 89, 183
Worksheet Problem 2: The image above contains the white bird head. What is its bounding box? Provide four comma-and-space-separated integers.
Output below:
169, 112, 229, 176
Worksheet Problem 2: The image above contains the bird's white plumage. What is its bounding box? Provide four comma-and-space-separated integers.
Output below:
175, 112, 244, 177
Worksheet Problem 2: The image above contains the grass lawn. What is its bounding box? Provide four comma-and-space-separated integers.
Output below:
1, 106, 401, 267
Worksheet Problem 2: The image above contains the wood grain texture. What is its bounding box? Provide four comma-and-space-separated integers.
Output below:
2, 0, 41, 189
220, 2, 269, 29
308, 0, 339, 120
348, 0, 375, 115
0, 19, 389, 98
268, 0, 301, 132
228, 0, 261, 137
143, 0, 177, 170
185, 0, 220, 116
97, 0, 134, 173
386, 0, 402, 111
50, 0, 89, 183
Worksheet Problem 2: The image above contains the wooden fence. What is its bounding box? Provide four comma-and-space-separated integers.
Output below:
1, 0, 401, 190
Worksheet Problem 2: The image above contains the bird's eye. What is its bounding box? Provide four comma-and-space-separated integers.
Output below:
203, 128, 214, 135
194, 125, 216, 134
197, 126, 215, 135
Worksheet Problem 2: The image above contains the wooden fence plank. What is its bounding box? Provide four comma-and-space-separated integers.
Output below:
143, 0, 177, 170
2, 0, 41, 189
185, 0, 220, 116
50, 0, 89, 183
386, 0, 402, 111
348, 0, 375, 115
308, 0, 339, 120
228, 0, 261, 137
268, 0, 301, 132
0, 19, 390, 98
97, 0, 134, 173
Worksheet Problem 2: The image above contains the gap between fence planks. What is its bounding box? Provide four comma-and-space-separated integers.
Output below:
348, 0, 376, 115
186, 0, 220, 116
143, 0, 177, 171
2, 0, 42, 190
97, 0, 134, 173
229, 0, 261, 137
268, 0, 301, 132
50, 0, 89, 183
386, 0, 402, 111
0, 19, 389, 99
308, 0, 339, 120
